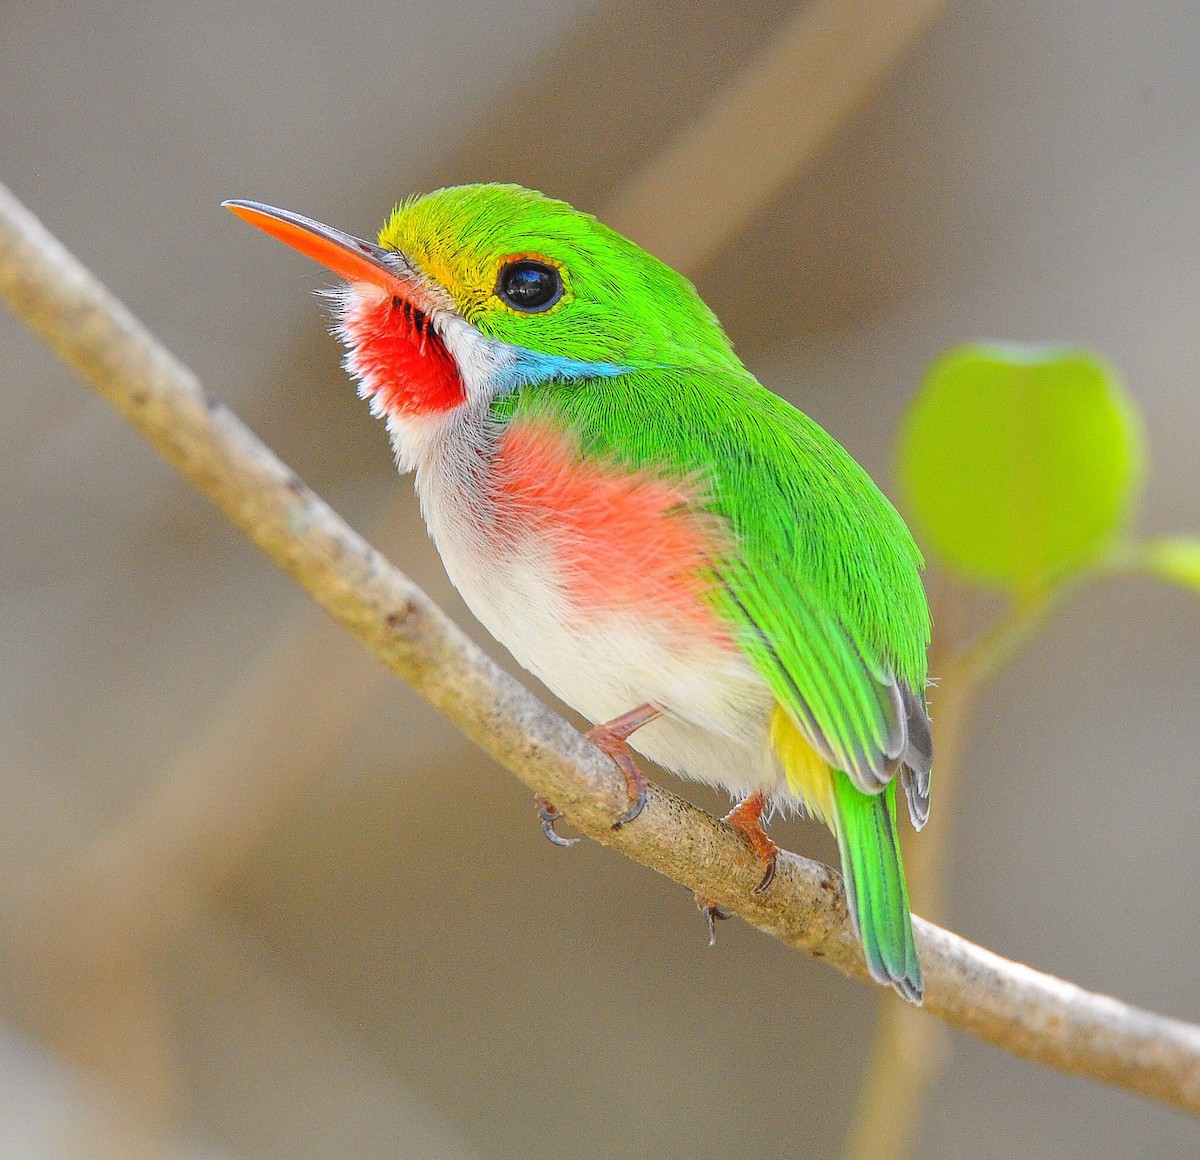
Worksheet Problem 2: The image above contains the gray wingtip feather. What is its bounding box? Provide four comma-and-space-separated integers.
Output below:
841, 677, 931, 797
883, 678, 908, 761
899, 682, 933, 775
897, 682, 933, 829
902, 766, 930, 831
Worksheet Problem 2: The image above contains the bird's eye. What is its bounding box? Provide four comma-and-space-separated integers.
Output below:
495, 259, 563, 313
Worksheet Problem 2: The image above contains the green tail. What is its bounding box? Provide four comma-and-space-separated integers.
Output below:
832, 775, 923, 1003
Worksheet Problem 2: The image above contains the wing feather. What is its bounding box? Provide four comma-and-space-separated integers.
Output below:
723, 567, 901, 793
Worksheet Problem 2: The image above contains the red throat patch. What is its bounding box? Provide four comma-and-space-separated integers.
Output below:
492, 421, 732, 642
340, 291, 465, 416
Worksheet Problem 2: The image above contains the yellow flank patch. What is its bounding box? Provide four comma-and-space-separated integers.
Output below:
771, 705, 836, 827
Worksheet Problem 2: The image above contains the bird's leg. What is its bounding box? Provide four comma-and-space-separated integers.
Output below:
722, 792, 780, 894
586, 703, 662, 828
532, 702, 661, 845
697, 792, 779, 943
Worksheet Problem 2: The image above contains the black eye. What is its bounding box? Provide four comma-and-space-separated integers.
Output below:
496, 259, 563, 313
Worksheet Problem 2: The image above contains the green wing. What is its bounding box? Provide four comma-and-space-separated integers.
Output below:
720, 542, 933, 820
701, 384, 932, 805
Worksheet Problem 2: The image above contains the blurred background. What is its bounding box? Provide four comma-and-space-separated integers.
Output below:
3, 1, 1200, 1156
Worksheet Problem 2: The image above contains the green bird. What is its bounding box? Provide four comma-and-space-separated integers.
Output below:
225, 184, 933, 1001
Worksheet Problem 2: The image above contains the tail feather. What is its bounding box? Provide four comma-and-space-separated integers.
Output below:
831, 775, 923, 1003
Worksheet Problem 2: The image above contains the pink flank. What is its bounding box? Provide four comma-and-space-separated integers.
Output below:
492, 421, 731, 642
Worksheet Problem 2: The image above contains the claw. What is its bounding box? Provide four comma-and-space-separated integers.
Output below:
751, 856, 777, 895
695, 893, 729, 946
612, 777, 648, 829
535, 796, 579, 848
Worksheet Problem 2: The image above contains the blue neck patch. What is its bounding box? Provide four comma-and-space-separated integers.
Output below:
493, 343, 630, 392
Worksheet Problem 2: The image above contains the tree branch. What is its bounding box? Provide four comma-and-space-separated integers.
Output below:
2, 180, 1199, 1117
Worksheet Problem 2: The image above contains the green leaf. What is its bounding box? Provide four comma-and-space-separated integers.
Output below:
896, 343, 1144, 592
1137, 537, 1200, 592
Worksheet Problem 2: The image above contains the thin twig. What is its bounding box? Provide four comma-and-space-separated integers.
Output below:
3, 180, 1200, 1117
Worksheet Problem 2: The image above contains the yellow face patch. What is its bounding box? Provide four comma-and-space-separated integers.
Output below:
377, 212, 496, 320
376, 197, 579, 329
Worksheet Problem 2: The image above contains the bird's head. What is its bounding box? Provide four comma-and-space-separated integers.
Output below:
225, 184, 737, 439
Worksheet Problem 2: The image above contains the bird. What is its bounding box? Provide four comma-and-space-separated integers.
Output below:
224, 184, 933, 1002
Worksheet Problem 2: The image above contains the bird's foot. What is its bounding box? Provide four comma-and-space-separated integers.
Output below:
585, 703, 661, 829
694, 892, 730, 947
693, 794, 777, 945
534, 796, 579, 848
721, 792, 779, 895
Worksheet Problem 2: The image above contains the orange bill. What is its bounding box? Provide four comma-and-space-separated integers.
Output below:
223, 199, 411, 296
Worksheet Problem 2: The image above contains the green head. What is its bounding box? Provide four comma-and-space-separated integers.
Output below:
377, 184, 738, 369
227, 183, 740, 379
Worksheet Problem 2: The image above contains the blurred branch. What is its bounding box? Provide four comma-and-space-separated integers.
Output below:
4, 181, 1200, 1119
604, 0, 951, 272
843, 583, 1058, 1160
11, 613, 389, 1091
